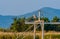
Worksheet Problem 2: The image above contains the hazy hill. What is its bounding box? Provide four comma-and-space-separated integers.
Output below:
20, 7, 60, 19
0, 15, 15, 28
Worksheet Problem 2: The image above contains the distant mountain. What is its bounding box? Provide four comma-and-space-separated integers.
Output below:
20, 7, 60, 19
0, 7, 60, 28
0, 15, 16, 28
40, 7, 60, 19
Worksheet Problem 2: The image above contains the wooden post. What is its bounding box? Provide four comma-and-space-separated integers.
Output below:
34, 22, 36, 39
50, 32, 51, 39
41, 20, 44, 39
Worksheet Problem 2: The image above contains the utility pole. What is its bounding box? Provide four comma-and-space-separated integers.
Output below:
39, 11, 44, 39
41, 20, 44, 39
38, 11, 40, 21
34, 22, 36, 39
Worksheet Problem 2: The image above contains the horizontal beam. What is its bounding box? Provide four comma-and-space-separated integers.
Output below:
44, 22, 60, 24
25, 22, 60, 24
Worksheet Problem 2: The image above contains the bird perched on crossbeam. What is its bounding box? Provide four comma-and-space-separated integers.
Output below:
33, 14, 37, 21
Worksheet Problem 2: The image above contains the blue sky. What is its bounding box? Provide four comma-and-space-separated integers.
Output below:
0, 0, 60, 16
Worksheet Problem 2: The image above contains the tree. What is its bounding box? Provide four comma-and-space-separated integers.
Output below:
10, 17, 18, 32
10, 17, 32, 32
41, 17, 50, 22
51, 16, 60, 32
51, 16, 60, 22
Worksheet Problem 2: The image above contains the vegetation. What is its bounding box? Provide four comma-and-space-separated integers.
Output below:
0, 34, 60, 39
0, 16, 60, 39
9, 16, 60, 32
0, 16, 60, 32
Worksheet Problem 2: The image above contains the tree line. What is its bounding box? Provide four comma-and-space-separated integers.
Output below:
0, 16, 60, 32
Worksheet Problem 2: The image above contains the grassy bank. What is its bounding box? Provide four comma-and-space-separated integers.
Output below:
0, 34, 60, 39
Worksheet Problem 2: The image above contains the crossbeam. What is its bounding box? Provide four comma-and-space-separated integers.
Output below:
25, 22, 60, 24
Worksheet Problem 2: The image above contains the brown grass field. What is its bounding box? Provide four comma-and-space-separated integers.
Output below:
0, 31, 60, 36
0, 31, 60, 39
